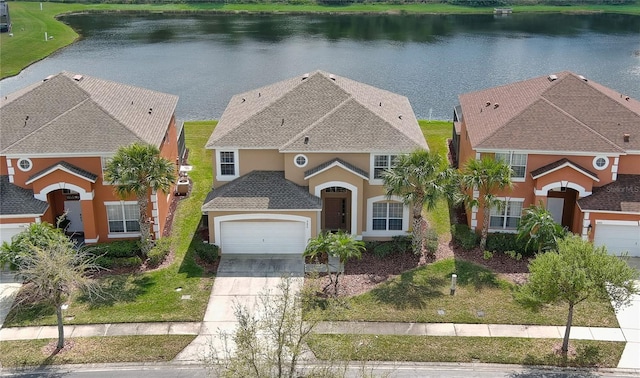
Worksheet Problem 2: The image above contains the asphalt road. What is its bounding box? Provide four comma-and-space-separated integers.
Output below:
2, 362, 638, 378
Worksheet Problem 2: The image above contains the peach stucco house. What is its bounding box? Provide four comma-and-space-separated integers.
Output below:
202, 71, 428, 254
0, 72, 181, 245
452, 71, 640, 257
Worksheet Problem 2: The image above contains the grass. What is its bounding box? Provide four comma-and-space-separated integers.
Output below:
306, 258, 619, 327
307, 334, 625, 368
0, 335, 195, 367
3, 2, 639, 79
4, 121, 217, 326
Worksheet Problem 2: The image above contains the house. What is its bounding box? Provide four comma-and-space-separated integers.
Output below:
201, 70, 428, 254
0, 72, 182, 245
452, 71, 640, 256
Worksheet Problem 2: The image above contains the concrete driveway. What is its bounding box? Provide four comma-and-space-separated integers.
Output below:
174, 254, 304, 361
0, 270, 21, 329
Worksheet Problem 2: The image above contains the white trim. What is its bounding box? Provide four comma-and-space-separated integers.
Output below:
204, 208, 321, 212
294, 154, 308, 168
534, 182, 591, 198
581, 212, 590, 240
108, 233, 141, 239
475, 152, 481, 160
315, 181, 358, 237
305, 161, 369, 181
476, 148, 622, 156
595, 220, 640, 226
8, 175, 14, 183
6, 159, 12, 168
84, 236, 100, 244
362, 195, 410, 237
611, 157, 619, 181
0, 222, 30, 229
16, 158, 33, 172
34, 183, 94, 201
488, 197, 525, 231
488, 228, 518, 234
592, 156, 609, 171
104, 200, 138, 206
25, 164, 97, 185
7, 167, 15, 175
4, 152, 125, 158
213, 213, 311, 246
583, 210, 640, 215
0, 214, 45, 219
216, 149, 239, 182
531, 161, 600, 182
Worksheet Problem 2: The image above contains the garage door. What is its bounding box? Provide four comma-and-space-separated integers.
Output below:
594, 223, 640, 257
220, 221, 307, 254
0, 224, 27, 246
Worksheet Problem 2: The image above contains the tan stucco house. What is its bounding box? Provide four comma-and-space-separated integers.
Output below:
452, 71, 640, 256
202, 71, 428, 254
0, 72, 182, 245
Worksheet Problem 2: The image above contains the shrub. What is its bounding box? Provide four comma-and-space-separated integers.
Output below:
372, 242, 396, 258
147, 237, 172, 267
451, 224, 478, 250
370, 235, 412, 258
486, 232, 533, 255
483, 250, 493, 260
113, 256, 143, 268
504, 250, 523, 261
196, 242, 219, 263
424, 229, 439, 256
391, 235, 412, 254
95, 256, 115, 269
93, 240, 140, 258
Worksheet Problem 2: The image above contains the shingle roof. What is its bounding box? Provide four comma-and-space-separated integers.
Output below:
459, 72, 640, 153
207, 71, 427, 153
0, 176, 49, 216
201, 171, 322, 211
27, 161, 98, 184
304, 158, 369, 180
530, 158, 598, 181
0, 72, 179, 155
578, 175, 640, 212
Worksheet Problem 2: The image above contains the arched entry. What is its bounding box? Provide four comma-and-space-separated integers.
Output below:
315, 181, 358, 234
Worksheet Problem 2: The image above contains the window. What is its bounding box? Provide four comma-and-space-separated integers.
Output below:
592, 156, 609, 170
495, 152, 527, 180
101, 156, 112, 184
106, 203, 140, 234
372, 202, 403, 231
294, 154, 308, 168
216, 150, 239, 181
17, 158, 32, 172
373, 154, 398, 179
489, 200, 523, 230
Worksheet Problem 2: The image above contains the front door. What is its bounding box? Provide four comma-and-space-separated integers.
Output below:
324, 198, 346, 232
64, 200, 84, 233
546, 197, 564, 224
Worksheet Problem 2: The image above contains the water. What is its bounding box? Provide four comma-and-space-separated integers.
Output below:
1, 13, 639, 121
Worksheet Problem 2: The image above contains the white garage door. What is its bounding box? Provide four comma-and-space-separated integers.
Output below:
594, 223, 640, 257
0, 224, 27, 246
220, 221, 307, 254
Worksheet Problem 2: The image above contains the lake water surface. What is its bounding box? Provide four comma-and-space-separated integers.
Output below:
1, 12, 639, 120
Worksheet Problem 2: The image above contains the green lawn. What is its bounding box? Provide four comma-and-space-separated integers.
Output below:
306, 258, 619, 327
4, 121, 217, 326
3, 2, 639, 79
0, 335, 195, 367
308, 334, 624, 368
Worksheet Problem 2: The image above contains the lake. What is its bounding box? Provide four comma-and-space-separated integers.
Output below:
1, 12, 639, 121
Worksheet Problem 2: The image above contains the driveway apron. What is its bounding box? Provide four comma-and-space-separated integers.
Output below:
0, 270, 22, 329
174, 254, 304, 362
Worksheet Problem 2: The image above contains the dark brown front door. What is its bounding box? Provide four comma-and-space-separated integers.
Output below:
324, 198, 346, 231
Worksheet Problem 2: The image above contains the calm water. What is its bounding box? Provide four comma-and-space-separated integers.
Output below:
1, 13, 639, 121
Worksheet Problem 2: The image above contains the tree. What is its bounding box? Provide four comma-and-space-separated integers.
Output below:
303, 231, 365, 296
382, 149, 452, 254
518, 235, 639, 356
517, 202, 566, 254
459, 157, 513, 251
104, 143, 176, 255
0, 222, 71, 270
11, 224, 101, 350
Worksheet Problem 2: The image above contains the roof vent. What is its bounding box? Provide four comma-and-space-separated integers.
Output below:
398, 114, 403, 120
329, 74, 336, 81
494, 103, 499, 109
548, 74, 558, 82
578, 75, 587, 81
485, 101, 491, 107
241, 98, 246, 103
43, 75, 54, 82
624, 133, 630, 143
379, 102, 382, 107
73, 74, 83, 81
625, 96, 630, 101
302, 73, 309, 80
304, 136, 309, 145
148, 108, 153, 114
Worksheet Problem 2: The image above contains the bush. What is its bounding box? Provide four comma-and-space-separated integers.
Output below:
451, 224, 478, 250
372, 242, 396, 258
113, 256, 143, 268
147, 237, 172, 267
486, 232, 533, 255
196, 242, 219, 263
424, 229, 439, 256
370, 235, 412, 258
95, 256, 115, 269
93, 240, 140, 258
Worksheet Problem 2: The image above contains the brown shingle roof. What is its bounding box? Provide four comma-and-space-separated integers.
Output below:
0, 176, 49, 216
578, 175, 640, 212
530, 158, 598, 181
0, 72, 178, 155
459, 72, 640, 153
207, 71, 427, 153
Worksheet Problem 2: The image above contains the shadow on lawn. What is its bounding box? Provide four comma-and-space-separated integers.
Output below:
369, 269, 446, 310
78, 275, 154, 308
453, 259, 500, 291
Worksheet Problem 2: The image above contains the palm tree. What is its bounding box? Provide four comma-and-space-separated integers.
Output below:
459, 157, 513, 251
104, 143, 176, 255
382, 149, 452, 254
517, 202, 566, 254
303, 231, 364, 296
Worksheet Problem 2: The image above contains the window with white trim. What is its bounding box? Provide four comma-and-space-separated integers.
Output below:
106, 203, 140, 233
17, 158, 32, 172
373, 154, 398, 179
592, 156, 609, 170
489, 200, 523, 230
372, 202, 404, 231
495, 152, 527, 180
216, 150, 239, 181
